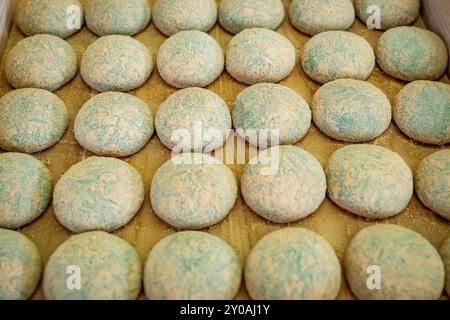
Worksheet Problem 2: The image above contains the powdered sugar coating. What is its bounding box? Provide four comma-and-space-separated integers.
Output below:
43, 231, 141, 300
5, 34, 77, 91
157, 30, 224, 88
144, 231, 241, 300
0, 229, 41, 300
0, 153, 52, 229
302, 31, 375, 84
345, 224, 444, 300
85, 0, 151, 36
440, 236, 450, 296
153, 0, 217, 36
289, 0, 355, 36
226, 28, 295, 85
326, 144, 413, 219
376, 27, 448, 81
53, 157, 144, 233
415, 150, 450, 221
0, 88, 69, 153
245, 228, 341, 300
219, 0, 284, 35
75, 92, 154, 157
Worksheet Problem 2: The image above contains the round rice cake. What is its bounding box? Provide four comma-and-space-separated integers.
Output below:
440, 236, 450, 296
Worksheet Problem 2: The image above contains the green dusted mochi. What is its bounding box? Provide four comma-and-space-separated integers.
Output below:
312, 79, 391, 142
150, 153, 237, 230
326, 144, 413, 219
394, 81, 450, 145
144, 231, 241, 300
0, 88, 69, 154
85, 0, 151, 36
153, 0, 217, 36
53, 157, 144, 233
219, 0, 284, 35
0, 153, 52, 229
5, 34, 77, 91
376, 27, 448, 81
415, 149, 450, 221
16, 0, 84, 38
0, 229, 41, 300
245, 228, 341, 300
75, 92, 154, 157
440, 236, 450, 296
345, 224, 444, 300
302, 31, 375, 84
43, 231, 141, 300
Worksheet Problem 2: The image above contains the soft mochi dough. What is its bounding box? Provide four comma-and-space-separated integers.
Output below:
155, 87, 231, 152
232, 83, 311, 147
345, 224, 444, 300
153, 0, 217, 36
75, 92, 154, 157
5, 34, 77, 91
289, 0, 355, 36
0, 88, 69, 154
85, 0, 151, 36
81, 35, 153, 92
226, 28, 296, 85
157, 30, 224, 88
144, 231, 241, 300
0, 229, 41, 300
440, 236, 450, 296
376, 27, 448, 81
302, 31, 375, 84
0, 153, 52, 229
312, 79, 391, 142
150, 153, 237, 230
219, 0, 285, 35
394, 81, 450, 145
43, 231, 141, 300
326, 144, 413, 219
355, 0, 420, 30
245, 228, 341, 300
241, 145, 326, 223
53, 157, 144, 233
16, 0, 84, 38
415, 149, 450, 221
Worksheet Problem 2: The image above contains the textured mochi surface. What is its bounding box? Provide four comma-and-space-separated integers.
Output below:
345, 224, 444, 300
0, 229, 41, 300
155, 88, 231, 152
289, 0, 355, 36
144, 231, 241, 300
219, 0, 285, 35
0, 88, 69, 154
312, 79, 391, 142
245, 228, 341, 300
44, 231, 141, 300
241, 145, 326, 223
355, 0, 420, 30
81, 35, 153, 92
75, 92, 154, 157
302, 31, 375, 84
326, 145, 413, 219
440, 236, 450, 296
16, 0, 84, 38
5, 34, 77, 91
415, 150, 450, 221
85, 0, 151, 36
376, 27, 448, 81
53, 157, 144, 233
394, 81, 450, 145
157, 30, 224, 88
226, 28, 296, 85
232, 83, 311, 147
0, 153, 52, 229
153, 0, 217, 36
151, 153, 237, 229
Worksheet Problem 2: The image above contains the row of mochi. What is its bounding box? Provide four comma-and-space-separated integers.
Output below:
1, 223, 450, 300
